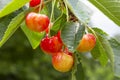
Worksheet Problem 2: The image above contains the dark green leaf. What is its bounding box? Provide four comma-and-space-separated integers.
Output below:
21, 22, 45, 49
0, 0, 30, 18
0, 10, 26, 47
61, 22, 85, 52
75, 63, 85, 80
0, 8, 25, 41
61, 22, 77, 51
71, 53, 85, 80
89, 0, 120, 26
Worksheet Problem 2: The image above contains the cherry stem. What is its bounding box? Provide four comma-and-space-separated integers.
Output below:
64, 0, 69, 22
50, 0, 56, 22
38, 0, 43, 13
44, 0, 52, 4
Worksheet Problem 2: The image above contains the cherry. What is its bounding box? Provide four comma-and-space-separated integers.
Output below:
25, 12, 50, 32
29, 0, 41, 7
52, 51, 74, 72
77, 33, 96, 52
40, 32, 63, 55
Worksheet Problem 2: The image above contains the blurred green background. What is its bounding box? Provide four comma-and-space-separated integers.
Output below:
0, 28, 114, 80
0, 28, 71, 80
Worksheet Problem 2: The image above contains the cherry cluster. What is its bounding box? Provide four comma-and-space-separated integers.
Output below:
25, 0, 74, 72
25, 0, 96, 72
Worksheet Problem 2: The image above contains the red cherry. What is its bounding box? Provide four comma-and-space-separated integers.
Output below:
25, 12, 50, 32
52, 51, 74, 72
63, 47, 73, 56
77, 33, 96, 52
29, 0, 41, 7
40, 33, 63, 55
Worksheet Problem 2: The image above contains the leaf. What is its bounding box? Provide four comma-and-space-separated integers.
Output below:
0, 8, 25, 41
0, 10, 26, 47
61, 22, 76, 51
92, 28, 114, 67
91, 36, 108, 66
92, 27, 108, 38
89, 28, 109, 66
89, 0, 120, 26
61, 22, 85, 51
100, 38, 114, 67
108, 38, 120, 78
74, 23, 85, 49
21, 22, 45, 49
65, 0, 92, 23
71, 53, 85, 80
0, 13, 15, 41
50, 13, 66, 36
0, 0, 30, 18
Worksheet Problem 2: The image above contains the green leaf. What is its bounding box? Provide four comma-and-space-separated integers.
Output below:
92, 27, 108, 38
61, 22, 76, 51
108, 38, 120, 78
92, 28, 114, 67
74, 23, 85, 49
89, 0, 120, 26
91, 36, 108, 66
100, 38, 114, 67
61, 22, 85, 51
71, 53, 85, 80
0, 0, 30, 18
0, 10, 26, 47
65, 0, 92, 23
21, 22, 45, 49
50, 13, 66, 36
90, 28, 109, 66
0, 13, 15, 41
0, 8, 25, 41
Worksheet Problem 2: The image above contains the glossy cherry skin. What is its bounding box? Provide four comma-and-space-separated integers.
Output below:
29, 0, 41, 7
77, 33, 96, 52
25, 12, 50, 32
52, 51, 74, 72
40, 32, 63, 55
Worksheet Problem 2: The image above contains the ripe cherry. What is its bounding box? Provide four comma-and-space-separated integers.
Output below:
77, 33, 96, 52
40, 31, 63, 55
29, 0, 41, 7
52, 51, 74, 72
25, 12, 50, 32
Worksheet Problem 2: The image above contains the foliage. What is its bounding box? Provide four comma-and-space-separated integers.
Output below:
0, 0, 120, 80
89, 0, 120, 26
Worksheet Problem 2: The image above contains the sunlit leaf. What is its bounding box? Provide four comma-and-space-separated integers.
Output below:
89, 0, 120, 26
21, 22, 45, 49
0, 0, 30, 18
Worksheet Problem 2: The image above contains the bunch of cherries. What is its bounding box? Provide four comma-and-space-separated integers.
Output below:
25, 0, 96, 72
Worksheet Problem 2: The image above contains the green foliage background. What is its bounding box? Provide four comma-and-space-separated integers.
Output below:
0, 29, 113, 80
0, 0, 120, 80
